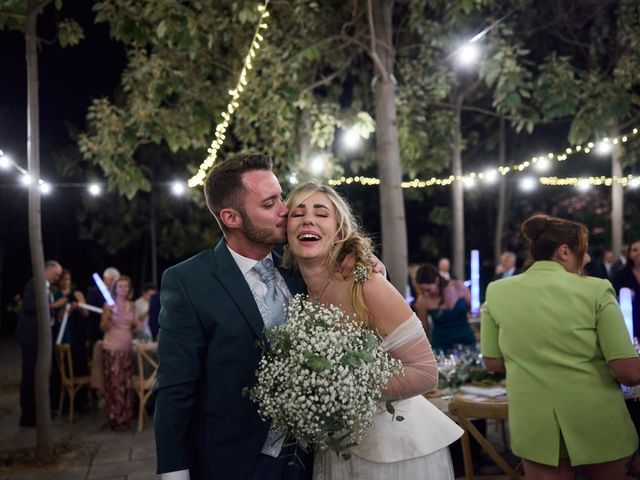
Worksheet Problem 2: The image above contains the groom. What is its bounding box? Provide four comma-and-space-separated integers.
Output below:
154, 154, 312, 479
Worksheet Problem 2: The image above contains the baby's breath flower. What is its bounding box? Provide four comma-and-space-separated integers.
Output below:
247, 294, 402, 457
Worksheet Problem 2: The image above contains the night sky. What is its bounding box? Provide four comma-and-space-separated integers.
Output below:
0, 3, 126, 331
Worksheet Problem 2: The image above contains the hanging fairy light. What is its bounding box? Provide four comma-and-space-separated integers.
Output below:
188, 1, 271, 188
329, 126, 639, 189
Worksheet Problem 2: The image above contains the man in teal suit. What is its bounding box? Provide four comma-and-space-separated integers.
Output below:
154, 154, 311, 479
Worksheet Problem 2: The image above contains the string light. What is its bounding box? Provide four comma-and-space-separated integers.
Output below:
329, 126, 639, 189
539, 175, 640, 187
187, 0, 271, 188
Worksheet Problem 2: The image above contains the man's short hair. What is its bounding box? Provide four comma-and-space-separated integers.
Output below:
501, 251, 516, 260
103, 267, 120, 280
203, 154, 273, 230
45, 260, 61, 270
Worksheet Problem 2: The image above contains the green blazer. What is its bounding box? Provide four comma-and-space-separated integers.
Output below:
154, 240, 306, 479
481, 260, 638, 466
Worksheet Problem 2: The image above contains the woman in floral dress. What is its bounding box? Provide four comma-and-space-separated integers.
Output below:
100, 275, 140, 429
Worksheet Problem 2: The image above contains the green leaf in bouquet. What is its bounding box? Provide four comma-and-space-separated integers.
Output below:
385, 400, 396, 415
340, 350, 363, 367
396, 415, 405, 422
303, 352, 332, 372
358, 350, 375, 363
362, 332, 378, 350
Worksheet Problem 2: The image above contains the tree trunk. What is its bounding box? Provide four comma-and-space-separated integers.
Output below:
370, 0, 408, 294
298, 108, 312, 166
494, 118, 507, 265
611, 125, 623, 258
26, 0, 54, 461
150, 186, 158, 286
0, 243, 4, 333
451, 91, 465, 281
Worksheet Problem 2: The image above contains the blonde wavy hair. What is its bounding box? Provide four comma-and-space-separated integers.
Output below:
284, 183, 374, 325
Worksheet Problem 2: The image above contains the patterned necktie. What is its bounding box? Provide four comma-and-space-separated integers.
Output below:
253, 259, 287, 329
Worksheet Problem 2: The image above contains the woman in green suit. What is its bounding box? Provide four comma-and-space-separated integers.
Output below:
481, 214, 640, 479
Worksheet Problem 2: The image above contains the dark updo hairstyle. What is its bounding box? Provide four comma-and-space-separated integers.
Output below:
415, 263, 447, 298
624, 240, 640, 270
521, 214, 589, 273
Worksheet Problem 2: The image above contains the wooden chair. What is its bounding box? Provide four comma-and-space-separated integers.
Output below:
131, 342, 159, 432
448, 395, 523, 480
55, 343, 91, 423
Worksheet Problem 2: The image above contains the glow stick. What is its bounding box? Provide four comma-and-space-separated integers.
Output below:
93, 272, 115, 306
619, 288, 634, 342
56, 304, 71, 345
470, 250, 480, 317
77, 303, 103, 314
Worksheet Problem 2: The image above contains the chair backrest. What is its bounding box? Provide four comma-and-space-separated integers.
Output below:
133, 342, 159, 392
449, 395, 522, 479
55, 343, 74, 385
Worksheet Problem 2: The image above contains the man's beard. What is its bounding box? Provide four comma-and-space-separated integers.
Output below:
240, 210, 287, 247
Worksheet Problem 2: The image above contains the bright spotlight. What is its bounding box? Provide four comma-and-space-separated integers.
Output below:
463, 177, 476, 189
288, 172, 299, 186
483, 169, 498, 183
20, 174, 32, 186
39, 181, 51, 194
0, 154, 10, 169
520, 177, 536, 192
576, 179, 590, 192
534, 158, 551, 172
628, 178, 640, 189
309, 155, 326, 176
342, 128, 361, 151
455, 43, 481, 68
88, 183, 101, 196
596, 141, 613, 156
171, 181, 185, 196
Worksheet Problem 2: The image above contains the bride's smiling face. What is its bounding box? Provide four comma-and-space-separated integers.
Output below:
287, 192, 339, 262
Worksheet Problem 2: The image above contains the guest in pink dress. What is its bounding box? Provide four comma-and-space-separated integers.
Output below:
100, 275, 141, 429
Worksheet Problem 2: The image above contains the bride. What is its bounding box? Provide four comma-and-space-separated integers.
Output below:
284, 183, 463, 479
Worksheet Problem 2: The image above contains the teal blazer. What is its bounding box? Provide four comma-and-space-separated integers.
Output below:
154, 240, 306, 479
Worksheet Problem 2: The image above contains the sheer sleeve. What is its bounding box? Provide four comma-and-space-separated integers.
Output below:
381, 314, 438, 400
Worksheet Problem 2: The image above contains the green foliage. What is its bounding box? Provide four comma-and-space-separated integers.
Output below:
479, 26, 538, 133
57, 18, 84, 46
0, 0, 26, 31
532, 54, 581, 120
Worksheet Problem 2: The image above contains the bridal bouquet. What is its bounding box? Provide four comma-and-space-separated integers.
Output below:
246, 294, 402, 460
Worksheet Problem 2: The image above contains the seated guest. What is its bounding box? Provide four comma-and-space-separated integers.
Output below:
482, 214, 640, 478
493, 251, 519, 280
413, 264, 475, 352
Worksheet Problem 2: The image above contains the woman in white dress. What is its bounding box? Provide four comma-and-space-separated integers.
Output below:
285, 183, 463, 480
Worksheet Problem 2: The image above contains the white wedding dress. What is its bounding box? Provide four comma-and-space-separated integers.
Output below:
313, 314, 463, 479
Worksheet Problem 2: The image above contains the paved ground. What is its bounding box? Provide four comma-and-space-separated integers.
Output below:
0, 335, 157, 480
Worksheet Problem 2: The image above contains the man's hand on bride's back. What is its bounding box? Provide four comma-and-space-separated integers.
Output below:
338, 253, 386, 279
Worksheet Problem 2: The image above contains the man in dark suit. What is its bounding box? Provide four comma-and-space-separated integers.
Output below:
154, 155, 312, 480
147, 291, 160, 341
15, 260, 62, 427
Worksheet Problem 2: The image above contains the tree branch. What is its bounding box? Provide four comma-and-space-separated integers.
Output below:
299, 54, 358, 94
366, 0, 389, 83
